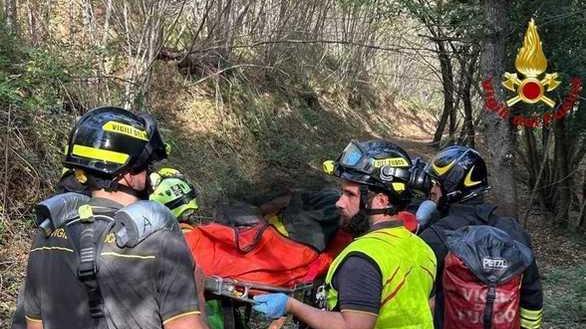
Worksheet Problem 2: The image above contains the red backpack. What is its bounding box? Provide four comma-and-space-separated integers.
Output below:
441, 225, 533, 329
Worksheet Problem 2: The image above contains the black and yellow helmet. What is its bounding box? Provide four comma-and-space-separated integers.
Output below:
425, 145, 489, 203
324, 139, 413, 211
63, 106, 167, 178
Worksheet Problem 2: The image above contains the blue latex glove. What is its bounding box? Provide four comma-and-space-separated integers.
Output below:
252, 293, 289, 319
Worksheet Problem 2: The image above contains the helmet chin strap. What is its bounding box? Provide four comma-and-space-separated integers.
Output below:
359, 185, 398, 216
104, 175, 149, 199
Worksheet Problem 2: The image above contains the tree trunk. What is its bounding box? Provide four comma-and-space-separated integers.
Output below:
578, 170, 586, 230
523, 127, 539, 188
480, 0, 518, 217
220, 0, 233, 61
432, 40, 455, 146
461, 92, 473, 147
4, 0, 18, 34
27, 0, 39, 45
554, 118, 571, 227
461, 53, 477, 147
433, 106, 451, 146
539, 127, 555, 212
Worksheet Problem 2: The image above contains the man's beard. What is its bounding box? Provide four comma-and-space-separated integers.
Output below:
339, 213, 353, 228
346, 210, 369, 237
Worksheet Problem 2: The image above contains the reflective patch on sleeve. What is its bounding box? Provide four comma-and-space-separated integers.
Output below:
520, 307, 543, 329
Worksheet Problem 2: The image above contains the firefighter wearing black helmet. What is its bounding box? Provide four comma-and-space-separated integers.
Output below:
22, 107, 208, 329
419, 145, 543, 329
62, 106, 168, 196
252, 139, 436, 329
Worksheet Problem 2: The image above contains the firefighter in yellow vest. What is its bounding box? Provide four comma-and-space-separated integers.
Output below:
253, 139, 436, 329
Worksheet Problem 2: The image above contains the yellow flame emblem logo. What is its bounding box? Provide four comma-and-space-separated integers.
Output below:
502, 19, 560, 108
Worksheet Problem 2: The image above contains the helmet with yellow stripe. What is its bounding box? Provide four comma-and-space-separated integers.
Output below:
323, 139, 413, 214
425, 145, 489, 203
63, 106, 167, 179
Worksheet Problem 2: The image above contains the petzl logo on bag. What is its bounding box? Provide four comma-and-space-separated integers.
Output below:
482, 257, 508, 271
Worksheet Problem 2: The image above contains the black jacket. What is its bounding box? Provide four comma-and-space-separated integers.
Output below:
419, 200, 543, 329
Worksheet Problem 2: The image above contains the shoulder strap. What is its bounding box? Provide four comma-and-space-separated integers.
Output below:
70, 204, 114, 328
474, 203, 499, 226
483, 284, 497, 329
431, 203, 494, 246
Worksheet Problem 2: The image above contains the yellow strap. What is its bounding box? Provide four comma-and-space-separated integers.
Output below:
340, 309, 378, 317
268, 214, 289, 237
25, 315, 42, 322
72, 144, 129, 164
180, 223, 195, 233
162, 310, 201, 324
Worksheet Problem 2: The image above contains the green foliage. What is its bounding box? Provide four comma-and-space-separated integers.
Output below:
543, 264, 586, 327
0, 28, 74, 110
399, 0, 483, 38
0, 22, 79, 239
0, 26, 26, 104
336, 0, 377, 9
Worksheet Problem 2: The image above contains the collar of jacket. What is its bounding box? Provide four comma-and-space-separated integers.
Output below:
447, 200, 498, 224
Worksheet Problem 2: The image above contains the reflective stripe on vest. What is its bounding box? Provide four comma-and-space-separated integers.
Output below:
325, 226, 436, 329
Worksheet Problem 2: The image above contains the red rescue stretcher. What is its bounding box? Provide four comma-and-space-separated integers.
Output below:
183, 222, 353, 301
182, 212, 416, 292
179, 189, 417, 328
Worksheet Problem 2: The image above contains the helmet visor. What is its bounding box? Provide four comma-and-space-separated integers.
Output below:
338, 141, 373, 174
340, 142, 363, 166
